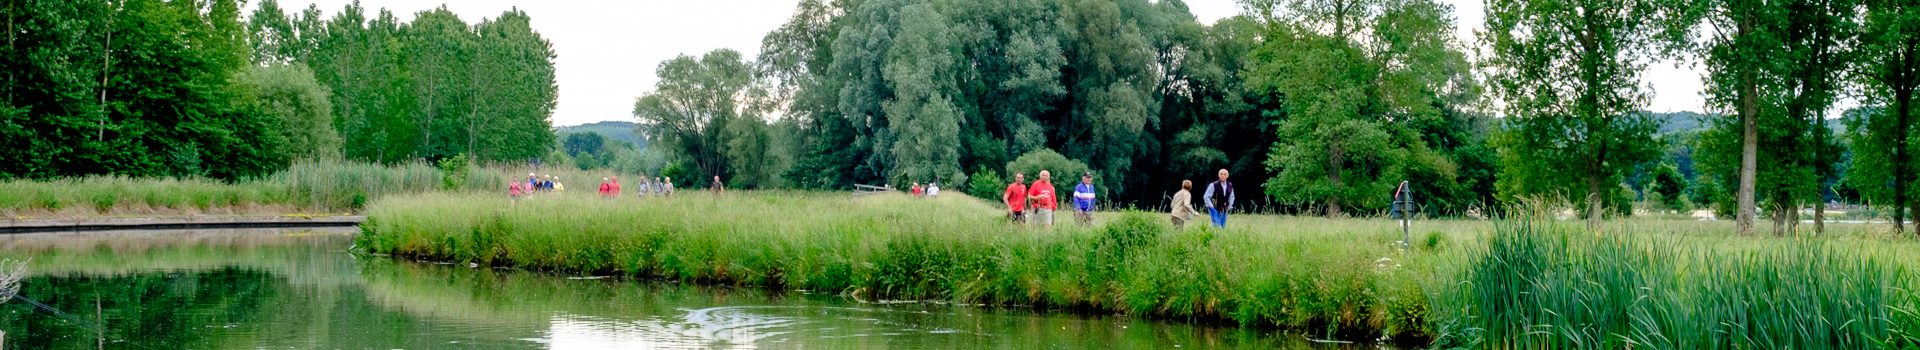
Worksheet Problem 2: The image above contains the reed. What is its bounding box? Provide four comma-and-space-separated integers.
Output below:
1429, 217, 1920, 349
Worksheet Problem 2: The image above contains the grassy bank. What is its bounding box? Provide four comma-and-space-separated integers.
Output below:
358, 191, 1470, 342
0, 160, 503, 217
355, 191, 1920, 347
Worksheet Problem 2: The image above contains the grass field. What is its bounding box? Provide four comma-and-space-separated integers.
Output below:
352, 190, 1920, 347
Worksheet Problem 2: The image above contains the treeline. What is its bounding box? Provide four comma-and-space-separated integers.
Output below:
637, 0, 1493, 214
636, 0, 1917, 230
0, 0, 558, 180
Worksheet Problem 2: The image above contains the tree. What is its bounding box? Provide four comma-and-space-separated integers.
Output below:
233, 63, 340, 161
247, 0, 298, 63
632, 49, 766, 184
562, 132, 607, 158
1482, 0, 1692, 227
1847, 0, 1920, 235
882, 2, 964, 185
1245, 0, 1478, 217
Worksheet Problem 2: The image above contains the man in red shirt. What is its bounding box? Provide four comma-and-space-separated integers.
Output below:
598, 177, 612, 197
609, 176, 621, 197
1028, 170, 1057, 228
1002, 173, 1028, 224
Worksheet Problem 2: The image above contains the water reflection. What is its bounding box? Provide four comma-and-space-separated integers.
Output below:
0, 229, 1388, 349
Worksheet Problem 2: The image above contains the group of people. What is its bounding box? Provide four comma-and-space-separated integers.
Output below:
997, 168, 1235, 229
1000, 170, 1099, 228
508, 173, 565, 204
1168, 169, 1235, 228
604, 175, 678, 198
507, 172, 681, 204
909, 182, 941, 198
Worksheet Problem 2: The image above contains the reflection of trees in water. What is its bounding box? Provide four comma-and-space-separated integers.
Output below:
0, 268, 280, 349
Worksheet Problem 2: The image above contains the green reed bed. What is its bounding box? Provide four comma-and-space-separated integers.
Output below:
357, 191, 1463, 343
1430, 219, 1920, 349
0, 160, 503, 216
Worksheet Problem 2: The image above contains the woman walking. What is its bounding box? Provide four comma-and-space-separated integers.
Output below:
1170, 180, 1196, 227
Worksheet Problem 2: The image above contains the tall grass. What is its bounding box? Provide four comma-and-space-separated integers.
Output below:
359, 191, 1920, 347
357, 191, 1457, 343
1429, 217, 1920, 349
0, 160, 504, 216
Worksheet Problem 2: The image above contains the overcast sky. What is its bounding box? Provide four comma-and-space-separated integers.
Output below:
268, 0, 1713, 127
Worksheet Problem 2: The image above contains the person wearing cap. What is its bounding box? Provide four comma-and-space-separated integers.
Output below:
1072, 172, 1097, 226
598, 177, 612, 197
1028, 170, 1058, 228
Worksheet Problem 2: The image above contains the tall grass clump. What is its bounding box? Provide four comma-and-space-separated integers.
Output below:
1430, 218, 1920, 349
357, 192, 1453, 343
266, 159, 500, 210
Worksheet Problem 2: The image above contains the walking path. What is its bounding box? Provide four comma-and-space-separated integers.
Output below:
0, 215, 364, 234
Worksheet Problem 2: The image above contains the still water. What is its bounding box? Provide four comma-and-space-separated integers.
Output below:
0, 229, 1386, 349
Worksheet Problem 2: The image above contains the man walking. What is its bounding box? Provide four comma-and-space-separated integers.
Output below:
1073, 172, 1096, 226
1029, 170, 1058, 228
1002, 173, 1028, 224
1204, 169, 1234, 228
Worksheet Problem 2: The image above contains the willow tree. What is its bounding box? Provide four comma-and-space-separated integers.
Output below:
632, 49, 770, 185
1483, 0, 1691, 227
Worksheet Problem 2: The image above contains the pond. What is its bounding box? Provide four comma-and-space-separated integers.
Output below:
0, 228, 1391, 349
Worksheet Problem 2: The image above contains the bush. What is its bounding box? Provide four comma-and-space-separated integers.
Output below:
965, 166, 1005, 200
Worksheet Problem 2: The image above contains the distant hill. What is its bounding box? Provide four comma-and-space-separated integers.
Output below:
557, 121, 647, 149
1648, 111, 1842, 135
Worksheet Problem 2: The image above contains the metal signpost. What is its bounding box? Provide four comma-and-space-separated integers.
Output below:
1392, 181, 1412, 250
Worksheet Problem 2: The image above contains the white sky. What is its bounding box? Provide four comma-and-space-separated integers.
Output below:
267, 0, 1713, 127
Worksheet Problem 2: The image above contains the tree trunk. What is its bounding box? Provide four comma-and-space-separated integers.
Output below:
1815, 193, 1826, 235
96, 2, 115, 141
1587, 172, 1603, 229
1737, 67, 1759, 236
1896, 78, 1912, 235
1327, 141, 1345, 218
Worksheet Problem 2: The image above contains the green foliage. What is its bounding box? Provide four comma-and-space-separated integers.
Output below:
234, 63, 341, 162
1650, 163, 1690, 212
1245, 0, 1477, 217
436, 154, 472, 191
1482, 0, 1690, 221
1005, 149, 1091, 182
632, 49, 780, 187
965, 166, 1006, 200
562, 132, 607, 158
1845, 0, 1920, 232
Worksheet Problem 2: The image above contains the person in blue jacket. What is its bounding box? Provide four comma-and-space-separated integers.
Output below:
1073, 172, 1097, 226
